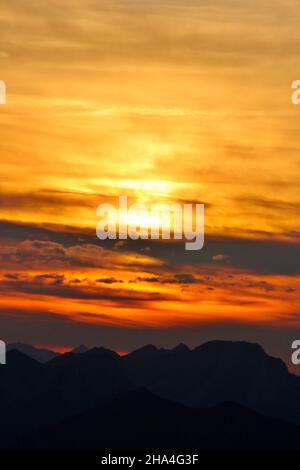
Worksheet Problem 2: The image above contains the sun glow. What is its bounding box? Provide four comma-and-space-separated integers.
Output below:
120, 180, 171, 195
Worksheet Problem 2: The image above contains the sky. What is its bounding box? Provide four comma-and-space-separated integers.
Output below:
0, 0, 299, 369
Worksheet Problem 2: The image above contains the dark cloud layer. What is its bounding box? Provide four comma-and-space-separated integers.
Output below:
1, 220, 299, 275
0, 275, 170, 304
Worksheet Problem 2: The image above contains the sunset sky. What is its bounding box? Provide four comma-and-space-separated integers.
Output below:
0, 0, 299, 368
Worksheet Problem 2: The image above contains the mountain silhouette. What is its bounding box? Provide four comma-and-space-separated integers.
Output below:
20, 389, 300, 450
2, 340, 300, 449
71, 344, 89, 354
0, 349, 42, 406
123, 340, 300, 424
7, 343, 59, 363
0, 347, 133, 446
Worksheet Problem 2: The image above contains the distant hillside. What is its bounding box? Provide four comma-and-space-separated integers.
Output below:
21, 389, 300, 450
7, 343, 59, 363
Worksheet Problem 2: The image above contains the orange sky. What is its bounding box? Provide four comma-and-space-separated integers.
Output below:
0, 0, 299, 363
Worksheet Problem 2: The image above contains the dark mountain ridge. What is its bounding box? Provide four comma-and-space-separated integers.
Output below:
7, 342, 59, 363
20, 389, 300, 450
122, 340, 300, 424
1, 340, 300, 449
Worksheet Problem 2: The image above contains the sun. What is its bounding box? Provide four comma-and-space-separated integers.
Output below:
119, 179, 171, 195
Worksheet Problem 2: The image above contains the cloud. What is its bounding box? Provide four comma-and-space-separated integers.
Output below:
0, 220, 300, 275
0, 273, 173, 304
212, 254, 229, 262
34, 273, 65, 285
0, 233, 162, 271
135, 273, 200, 284
3, 273, 19, 280
96, 277, 124, 284
133, 273, 286, 294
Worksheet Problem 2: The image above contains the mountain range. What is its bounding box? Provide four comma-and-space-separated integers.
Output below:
1, 340, 300, 449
